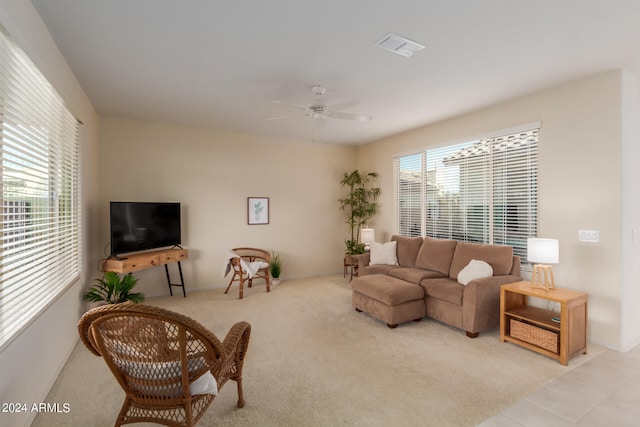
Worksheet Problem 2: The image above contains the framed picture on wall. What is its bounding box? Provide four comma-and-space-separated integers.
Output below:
247, 197, 269, 225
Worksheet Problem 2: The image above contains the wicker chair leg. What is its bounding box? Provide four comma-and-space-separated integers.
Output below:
115, 398, 129, 427
236, 378, 245, 408
224, 273, 236, 295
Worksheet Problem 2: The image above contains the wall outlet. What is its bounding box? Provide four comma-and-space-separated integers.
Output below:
579, 229, 600, 243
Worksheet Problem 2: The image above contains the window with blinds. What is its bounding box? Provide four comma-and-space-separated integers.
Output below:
0, 26, 81, 350
394, 128, 538, 263
395, 152, 423, 237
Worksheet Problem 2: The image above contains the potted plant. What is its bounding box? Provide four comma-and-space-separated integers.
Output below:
83, 271, 145, 306
269, 252, 281, 285
338, 170, 381, 256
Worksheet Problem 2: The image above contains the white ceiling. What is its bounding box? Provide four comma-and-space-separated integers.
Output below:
32, 0, 640, 145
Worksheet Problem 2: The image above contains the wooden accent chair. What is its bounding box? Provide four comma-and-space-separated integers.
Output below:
78, 303, 251, 427
225, 247, 270, 299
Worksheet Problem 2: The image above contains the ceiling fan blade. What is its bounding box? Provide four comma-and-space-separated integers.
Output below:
326, 111, 372, 122
267, 112, 305, 121
272, 100, 309, 111
324, 99, 359, 112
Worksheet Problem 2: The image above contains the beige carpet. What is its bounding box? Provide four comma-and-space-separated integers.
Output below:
33, 275, 602, 427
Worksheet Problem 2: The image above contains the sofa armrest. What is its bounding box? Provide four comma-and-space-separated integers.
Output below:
349, 253, 371, 271
462, 275, 522, 335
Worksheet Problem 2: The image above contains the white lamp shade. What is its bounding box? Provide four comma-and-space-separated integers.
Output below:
360, 228, 375, 245
527, 238, 559, 264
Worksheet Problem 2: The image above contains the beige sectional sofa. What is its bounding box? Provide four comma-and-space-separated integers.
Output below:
351, 235, 522, 337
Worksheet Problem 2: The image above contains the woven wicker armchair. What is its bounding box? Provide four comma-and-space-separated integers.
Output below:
225, 247, 270, 299
78, 303, 251, 427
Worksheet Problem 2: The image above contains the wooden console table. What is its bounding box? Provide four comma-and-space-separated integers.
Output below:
101, 248, 188, 297
500, 281, 587, 365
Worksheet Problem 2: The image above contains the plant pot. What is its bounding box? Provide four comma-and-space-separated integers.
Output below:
272, 278, 281, 286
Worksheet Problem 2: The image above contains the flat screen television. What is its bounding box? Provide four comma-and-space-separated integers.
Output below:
110, 201, 181, 257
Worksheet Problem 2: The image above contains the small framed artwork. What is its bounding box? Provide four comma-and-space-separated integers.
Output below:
247, 197, 269, 225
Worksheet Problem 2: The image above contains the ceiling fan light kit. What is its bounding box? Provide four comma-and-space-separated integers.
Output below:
311, 85, 326, 96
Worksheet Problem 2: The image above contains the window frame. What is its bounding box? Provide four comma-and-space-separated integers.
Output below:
0, 25, 81, 351
394, 123, 539, 265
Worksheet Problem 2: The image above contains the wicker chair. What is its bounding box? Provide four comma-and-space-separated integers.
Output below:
225, 247, 271, 299
78, 303, 251, 427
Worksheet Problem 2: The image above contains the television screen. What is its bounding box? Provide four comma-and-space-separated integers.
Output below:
110, 202, 181, 256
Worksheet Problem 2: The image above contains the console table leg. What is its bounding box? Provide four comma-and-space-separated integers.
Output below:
178, 261, 186, 298
164, 264, 173, 296
164, 262, 187, 297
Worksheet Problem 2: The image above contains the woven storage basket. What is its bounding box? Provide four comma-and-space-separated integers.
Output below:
510, 319, 559, 353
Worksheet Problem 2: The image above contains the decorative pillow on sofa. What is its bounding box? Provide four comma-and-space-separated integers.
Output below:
457, 259, 493, 285
369, 241, 398, 265
449, 242, 513, 278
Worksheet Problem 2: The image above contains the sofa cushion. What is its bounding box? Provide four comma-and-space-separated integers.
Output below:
369, 241, 398, 265
457, 260, 493, 285
449, 242, 513, 278
359, 264, 400, 276
389, 267, 447, 285
351, 274, 424, 306
420, 277, 465, 306
391, 235, 423, 267
415, 237, 458, 275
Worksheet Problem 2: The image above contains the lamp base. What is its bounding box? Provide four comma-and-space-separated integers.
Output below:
531, 264, 555, 291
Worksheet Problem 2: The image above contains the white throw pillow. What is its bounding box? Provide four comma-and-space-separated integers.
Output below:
457, 259, 493, 285
190, 371, 218, 396
369, 241, 398, 266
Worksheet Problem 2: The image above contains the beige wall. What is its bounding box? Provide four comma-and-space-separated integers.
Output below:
98, 117, 356, 296
0, 2, 100, 427
357, 71, 628, 350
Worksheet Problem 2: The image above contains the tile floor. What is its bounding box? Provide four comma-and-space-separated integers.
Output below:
479, 343, 640, 426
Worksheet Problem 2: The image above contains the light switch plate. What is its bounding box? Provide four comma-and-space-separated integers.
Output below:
579, 229, 599, 243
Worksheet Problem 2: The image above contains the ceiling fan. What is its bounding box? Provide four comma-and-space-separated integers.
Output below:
268, 85, 372, 125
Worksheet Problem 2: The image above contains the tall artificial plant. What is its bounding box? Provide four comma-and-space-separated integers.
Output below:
338, 170, 381, 254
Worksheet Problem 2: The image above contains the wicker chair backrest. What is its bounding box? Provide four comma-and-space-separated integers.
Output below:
80, 304, 223, 403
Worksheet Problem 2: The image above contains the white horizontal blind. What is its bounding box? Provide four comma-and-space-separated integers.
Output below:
426, 140, 490, 241
394, 128, 538, 264
491, 130, 538, 260
394, 152, 423, 237
0, 27, 81, 350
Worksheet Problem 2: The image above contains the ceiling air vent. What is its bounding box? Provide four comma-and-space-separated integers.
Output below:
375, 32, 425, 58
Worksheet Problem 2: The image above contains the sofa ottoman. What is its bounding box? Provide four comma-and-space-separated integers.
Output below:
352, 274, 425, 328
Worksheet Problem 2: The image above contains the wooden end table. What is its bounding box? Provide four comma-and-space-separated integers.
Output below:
500, 281, 587, 365
343, 254, 359, 281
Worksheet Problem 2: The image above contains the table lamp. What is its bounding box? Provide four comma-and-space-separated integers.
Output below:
360, 228, 375, 251
527, 238, 559, 290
